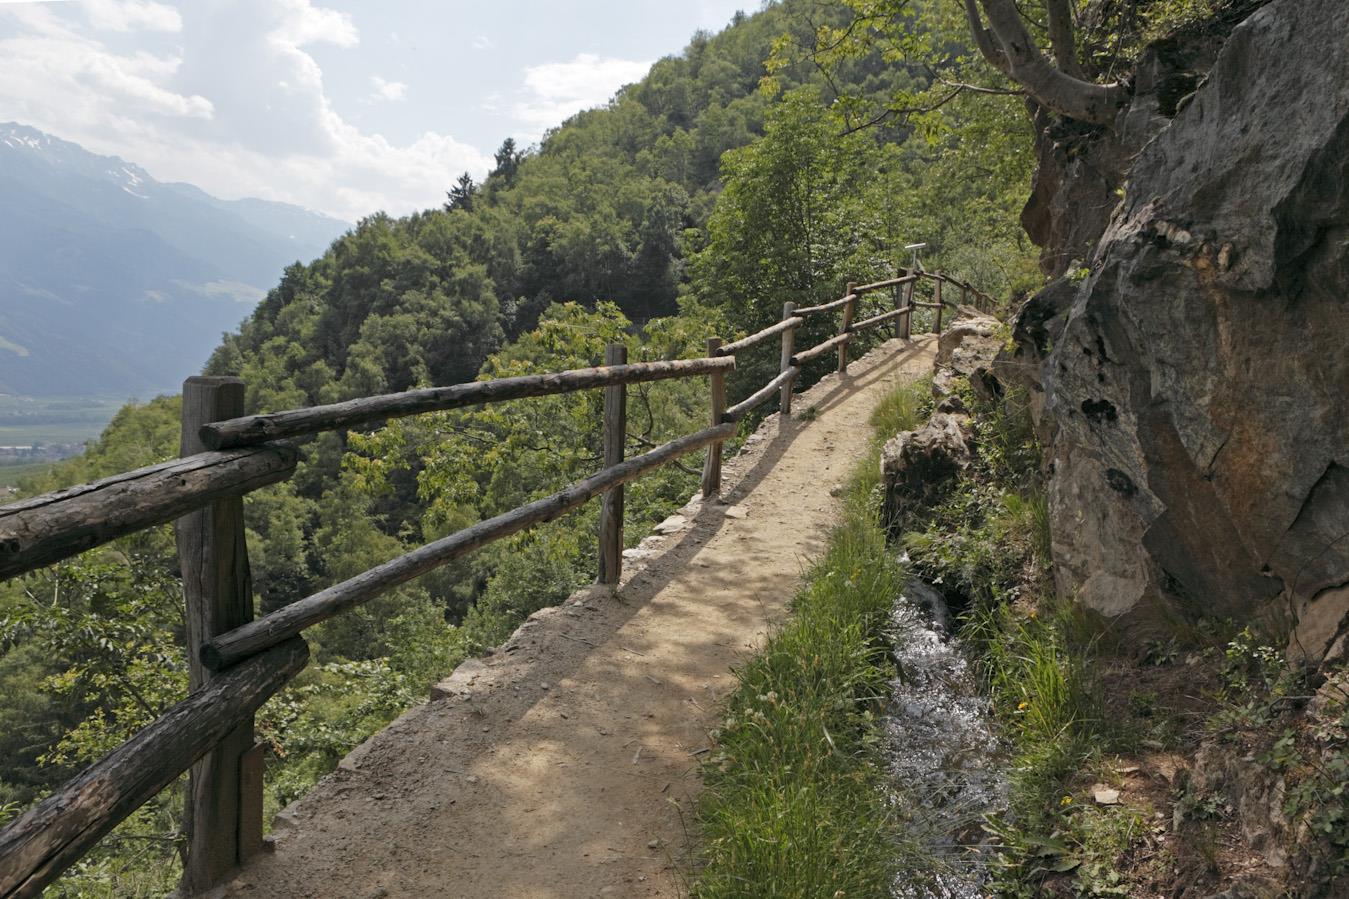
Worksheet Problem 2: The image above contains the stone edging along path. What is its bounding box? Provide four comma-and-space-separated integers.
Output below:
219, 337, 936, 899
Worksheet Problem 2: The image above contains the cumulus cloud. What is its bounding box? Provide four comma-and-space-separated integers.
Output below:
84, 0, 182, 33
369, 75, 407, 103
472, 34, 493, 51
0, 0, 489, 220
512, 53, 650, 137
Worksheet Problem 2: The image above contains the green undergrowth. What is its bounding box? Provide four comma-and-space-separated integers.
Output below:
900, 382, 1125, 897
690, 382, 929, 898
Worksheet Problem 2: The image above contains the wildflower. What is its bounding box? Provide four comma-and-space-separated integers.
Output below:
1016, 701, 1029, 711
1060, 795, 1073, 806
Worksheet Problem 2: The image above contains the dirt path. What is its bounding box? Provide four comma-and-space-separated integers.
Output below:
223, 337, 935, 899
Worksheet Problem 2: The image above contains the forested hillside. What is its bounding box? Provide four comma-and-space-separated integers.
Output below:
0, 1, 1036, 891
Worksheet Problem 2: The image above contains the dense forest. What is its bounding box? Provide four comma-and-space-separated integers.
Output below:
0, 0, 1042, 891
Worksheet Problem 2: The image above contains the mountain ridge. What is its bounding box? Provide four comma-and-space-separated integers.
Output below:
0, 123, 349, 398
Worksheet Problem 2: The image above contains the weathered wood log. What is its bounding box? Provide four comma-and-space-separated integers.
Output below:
838, 284, 857, 373
202, 422, 738, 670
200, 357, 736, 449
849, 307, 909, 333
778, 302, 796, 417
700, 338, 728, 499
712, 317, 804, 357
902, 277, 914, 340
597, 344, 627, 586
795, 293, 857, 316
0, 638, 308, 899
176, 377, 257, 893
0, 445, 297, 581
723, 367, 799, 423
853, 274, 919, 293
791, 332, 852, 366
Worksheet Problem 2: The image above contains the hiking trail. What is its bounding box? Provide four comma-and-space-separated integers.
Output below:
220, 337, 936, 899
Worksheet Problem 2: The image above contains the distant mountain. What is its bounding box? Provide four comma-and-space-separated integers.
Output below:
0, 123, 349, 397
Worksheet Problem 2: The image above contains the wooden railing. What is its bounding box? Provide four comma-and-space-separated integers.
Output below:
0, 268, 996, 898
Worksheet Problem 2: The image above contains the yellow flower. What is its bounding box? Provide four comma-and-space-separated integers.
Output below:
1060, 795, 1073, 806
1017, 701, 1029, 711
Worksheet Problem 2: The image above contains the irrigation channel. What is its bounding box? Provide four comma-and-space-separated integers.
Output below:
885, 577, 1008, 898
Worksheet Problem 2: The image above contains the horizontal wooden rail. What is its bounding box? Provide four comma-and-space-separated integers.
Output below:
791, 332, 852, 365
849, 307, 909, 332
0, 445, 298, 581
200, 357, 736, 450
723, 367, 798, 423
853, 275, 918, 293
795, 293, 857, 316
202, 421, 738, 669
0, 259, 1002, 895
712, 317, 804, 357
0, 637, 308, 899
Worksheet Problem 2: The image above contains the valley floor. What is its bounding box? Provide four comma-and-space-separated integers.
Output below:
215, 338, 936, 899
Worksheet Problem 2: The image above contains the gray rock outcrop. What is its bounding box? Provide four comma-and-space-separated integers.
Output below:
1029, 0, 1349, 655
881, 412, 972, 529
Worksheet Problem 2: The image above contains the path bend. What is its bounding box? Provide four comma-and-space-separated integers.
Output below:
220, 337, 936, 899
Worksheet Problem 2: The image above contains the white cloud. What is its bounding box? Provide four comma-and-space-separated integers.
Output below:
84, 0, 182, 33
369, 75, 407, 103
472, 34, 493, 51
0, 0, 490, 220
511, 53, 651, 138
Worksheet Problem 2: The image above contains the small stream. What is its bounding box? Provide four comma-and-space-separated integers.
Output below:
884, 576, 1008, 898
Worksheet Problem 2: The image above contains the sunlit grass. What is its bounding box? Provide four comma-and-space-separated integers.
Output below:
691, 381, 933, 898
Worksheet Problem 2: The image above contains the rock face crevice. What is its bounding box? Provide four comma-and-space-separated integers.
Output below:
1021, 0, 1349, 656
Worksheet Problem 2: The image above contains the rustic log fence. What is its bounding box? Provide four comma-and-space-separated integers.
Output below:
0, 268, 998, 898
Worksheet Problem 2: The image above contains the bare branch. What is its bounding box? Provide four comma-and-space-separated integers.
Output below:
963, 0, 1012, 75
1045, 0, 1084, 77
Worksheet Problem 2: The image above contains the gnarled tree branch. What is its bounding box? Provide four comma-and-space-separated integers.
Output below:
969, 0, 1128, 126
1044, 0, 1084, 77
963, 0, 1011, 74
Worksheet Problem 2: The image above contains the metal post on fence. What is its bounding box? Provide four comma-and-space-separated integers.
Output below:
597, 343, 627, 585
176, 376, 263, 892
778, 302, 796, 418
701, 337, 726, 498
838, 282, 857, 374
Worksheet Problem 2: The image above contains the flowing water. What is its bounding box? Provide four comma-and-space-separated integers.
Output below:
885, 577, 1008, 898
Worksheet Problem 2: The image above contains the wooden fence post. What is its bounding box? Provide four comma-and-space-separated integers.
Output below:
934, 276, 944, 334
838, 282, 857, 373
778, 302, 795, 418
598, 343, 627, 585
700, 338, 726, 498
901, 275, 914, 340
176, 376, 262, 893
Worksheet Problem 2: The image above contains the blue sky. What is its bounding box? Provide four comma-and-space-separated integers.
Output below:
0, 0, 753, 220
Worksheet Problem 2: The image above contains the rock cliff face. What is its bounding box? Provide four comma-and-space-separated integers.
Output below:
1023, 0, 1349, 660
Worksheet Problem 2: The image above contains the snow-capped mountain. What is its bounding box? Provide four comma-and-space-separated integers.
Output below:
0, 123, 349, 397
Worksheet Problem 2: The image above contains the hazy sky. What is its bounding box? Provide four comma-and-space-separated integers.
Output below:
0, 0, 752, 220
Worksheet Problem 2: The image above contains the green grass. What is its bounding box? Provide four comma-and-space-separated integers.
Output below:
690, 383, 928, 898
